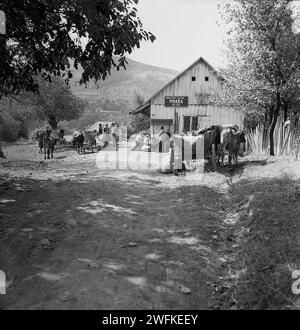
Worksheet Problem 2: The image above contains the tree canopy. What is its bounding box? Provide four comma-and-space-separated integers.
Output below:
0, 94, 35, 141
0, 0, 155, 97
218, 0, 300, 155
30, 76, 86, 129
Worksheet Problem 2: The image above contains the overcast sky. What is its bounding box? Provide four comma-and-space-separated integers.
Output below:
129, 0, 300, 72
129, 0, 227, 71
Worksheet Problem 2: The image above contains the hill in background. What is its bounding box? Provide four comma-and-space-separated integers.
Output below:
69, 57, 178, 113
60, 58, 178, 131
0, 58, 178, 138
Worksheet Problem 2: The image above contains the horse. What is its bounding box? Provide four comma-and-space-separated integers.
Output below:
43, 135, 55, 159
35, 129, 56, 159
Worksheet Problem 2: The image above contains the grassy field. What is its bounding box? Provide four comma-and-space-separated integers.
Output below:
217, 168, 300, 309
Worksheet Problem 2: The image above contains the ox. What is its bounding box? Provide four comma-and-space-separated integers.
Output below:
197, 124, 245, 166
218, 127, 245, 165
196, 125, 222, 158
72, 131, 85, 154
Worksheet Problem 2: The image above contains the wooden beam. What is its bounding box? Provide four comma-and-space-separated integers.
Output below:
211, 144, 217, 172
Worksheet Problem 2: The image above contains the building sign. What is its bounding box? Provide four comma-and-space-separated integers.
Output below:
165, 96, 188, 107
0, 10, 6, 35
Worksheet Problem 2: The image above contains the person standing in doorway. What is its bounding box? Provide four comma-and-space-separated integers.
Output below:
158, 126, 165, 153
159, 126, 170, 153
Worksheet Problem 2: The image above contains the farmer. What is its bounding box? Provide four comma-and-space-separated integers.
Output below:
45, 126, 52, 138
158, 126, 165, 152
166, 128, 172, 138
59, 129, 64, 139
111, 122, 119, 150
102, 124, 110, 149
92, 130, 98, 146
158, 126, 170, 153
58, 129, 65, 144
98, 123, 103, 135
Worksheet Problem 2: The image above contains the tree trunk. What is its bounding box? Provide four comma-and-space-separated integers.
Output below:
48, 115, 58, 130
269, 98, 280, 156
283, 106, 288, 122
269, 105, 274, 125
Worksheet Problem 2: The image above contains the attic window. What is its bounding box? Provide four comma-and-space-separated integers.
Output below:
192, 76, 196, 81
205, 76, 209, 81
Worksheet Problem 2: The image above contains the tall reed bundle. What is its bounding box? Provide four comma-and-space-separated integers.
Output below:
246, 117, 300, 159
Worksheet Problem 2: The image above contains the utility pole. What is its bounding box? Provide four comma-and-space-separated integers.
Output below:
0, 10, 6, 158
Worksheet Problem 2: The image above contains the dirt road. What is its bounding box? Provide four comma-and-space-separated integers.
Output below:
0, 143, 231, 310
0, 142, 299, 309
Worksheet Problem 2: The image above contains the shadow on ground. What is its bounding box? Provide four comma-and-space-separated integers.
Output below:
0, 173, 229, 310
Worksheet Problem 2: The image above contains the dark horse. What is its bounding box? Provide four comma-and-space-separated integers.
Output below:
36, 130, 56, 159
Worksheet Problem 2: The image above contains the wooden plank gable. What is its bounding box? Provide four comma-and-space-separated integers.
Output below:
151, 57, 223, 105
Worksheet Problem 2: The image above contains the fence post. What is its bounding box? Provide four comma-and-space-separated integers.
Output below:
211, 144, 217, 172
0, 10, 6, 158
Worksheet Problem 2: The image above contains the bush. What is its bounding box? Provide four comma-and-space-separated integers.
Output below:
0, 115, 29, 142
0, 122, 19, 142
127, 114, 150, 138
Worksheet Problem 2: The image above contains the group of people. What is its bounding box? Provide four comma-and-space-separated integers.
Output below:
131, 126, 173, 153
71, 122, 120, 153
97, 122, 120, 150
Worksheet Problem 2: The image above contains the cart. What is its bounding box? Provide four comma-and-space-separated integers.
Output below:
82, 131, 100, 154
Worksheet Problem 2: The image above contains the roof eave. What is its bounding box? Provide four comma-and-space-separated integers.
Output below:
130, 101, 151, 114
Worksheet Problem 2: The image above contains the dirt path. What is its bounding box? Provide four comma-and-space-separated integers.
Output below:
1, 143, 299, 310
0, 143, 231, 310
